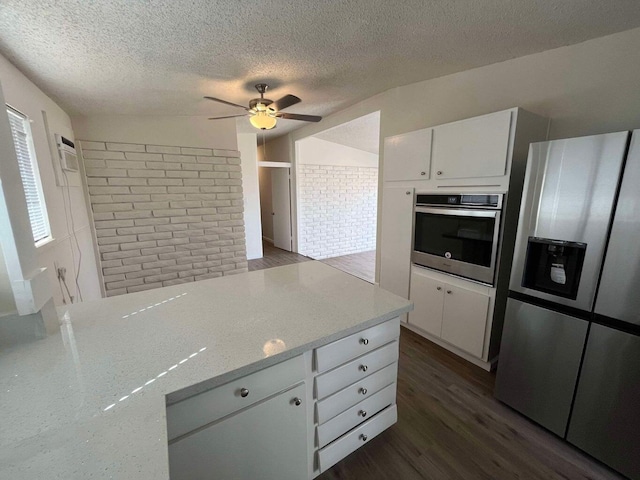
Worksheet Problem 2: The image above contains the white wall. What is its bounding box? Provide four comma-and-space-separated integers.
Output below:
0, 54, 102, 307
73, 115, 237, 151
265, 26, 640, 280
296, 137, 378, 167
296, 137, 378, 259
236, 133, 263, 259
0, 243, 16, 314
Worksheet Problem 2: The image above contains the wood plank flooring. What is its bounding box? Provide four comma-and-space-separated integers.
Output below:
318, 327, 623, 480
247, 241, 311, 271
320, 250, 376, 283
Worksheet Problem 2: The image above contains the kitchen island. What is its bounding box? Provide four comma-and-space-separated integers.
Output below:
0, 261, 412, 479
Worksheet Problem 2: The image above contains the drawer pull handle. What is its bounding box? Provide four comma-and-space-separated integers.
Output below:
240, 388, 249, 398
293, 397, 302, 406
436, 286, 442, 291
437, 171, 443, 175
360, 434, 368, 442
359, 387, 368, 395
359, 410, 367, 417
360, 364, 368, 372
360, 338, 369, 345
447, 290, 452, 294
420, 171, 426, 176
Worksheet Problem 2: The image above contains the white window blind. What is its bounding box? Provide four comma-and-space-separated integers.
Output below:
6, 106, 51, 244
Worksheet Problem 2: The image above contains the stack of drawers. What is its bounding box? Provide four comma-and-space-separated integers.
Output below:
313, 318, 400, 473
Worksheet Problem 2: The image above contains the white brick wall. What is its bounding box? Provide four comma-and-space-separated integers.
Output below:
297, 164, 377, 259
80, 141, 248, 296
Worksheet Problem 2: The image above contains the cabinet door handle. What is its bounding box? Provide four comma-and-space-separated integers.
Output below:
359, 387, 368, 395
240, 388, 249, 398
360, 338, 369, 345
359, 410, 367, 417
420, 171, 426, 176
436, 286, 442, 291
359, 364, 368, 372
293, 397, 302, 406
437, 171, 443, 175
360, 434, 368, 442
405, 191, 411, 195
447, 290, 452, 294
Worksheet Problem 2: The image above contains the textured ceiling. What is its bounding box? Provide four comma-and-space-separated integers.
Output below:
1, 1, 640, 139
314, 112, 381, 154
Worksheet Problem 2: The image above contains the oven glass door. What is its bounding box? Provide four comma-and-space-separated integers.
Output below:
413, 207, 500, 283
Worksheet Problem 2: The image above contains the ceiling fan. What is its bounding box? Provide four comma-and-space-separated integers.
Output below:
205, 83, 322, 130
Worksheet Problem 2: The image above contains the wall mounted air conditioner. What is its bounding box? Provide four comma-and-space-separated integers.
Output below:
55, 134, 79, 172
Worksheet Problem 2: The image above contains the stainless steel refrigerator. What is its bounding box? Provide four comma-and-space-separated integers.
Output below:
495, 130, 640, 479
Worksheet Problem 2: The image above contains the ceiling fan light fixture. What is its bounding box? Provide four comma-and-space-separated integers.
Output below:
249, 103, 277, 130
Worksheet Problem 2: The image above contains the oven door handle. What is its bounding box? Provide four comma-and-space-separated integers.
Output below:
415, 206, 499, 219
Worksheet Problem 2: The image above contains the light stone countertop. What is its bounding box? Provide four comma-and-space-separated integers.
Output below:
0, 261, 412, 479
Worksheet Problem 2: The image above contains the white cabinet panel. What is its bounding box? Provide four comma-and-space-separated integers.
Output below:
316, 363, 397, 425
379, 187, 414, 317
315, 318, 400, 373
166, 355, 305, 440
409, 269, 444, 337
318, 405, 397, 473
383, 128, 432, 181
315, 341, 398, 400
169, 383, 308, 480
432, 110, 512, 180
441, 284, 490, 358
317, 383, 396, 448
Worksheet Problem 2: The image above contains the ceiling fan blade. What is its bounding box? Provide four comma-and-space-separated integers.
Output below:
272, 94, 301, 111
204, 96, 249, 111
208, 114, 250, 120
276, 112, 322, 122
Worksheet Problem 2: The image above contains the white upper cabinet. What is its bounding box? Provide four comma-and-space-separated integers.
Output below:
431, 110, 512, 180
383, 128, 433, 181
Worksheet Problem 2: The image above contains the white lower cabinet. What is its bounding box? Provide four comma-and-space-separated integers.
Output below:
409, 268, 490, 358
169, 382, 308, 480
166, 318, 401, 479
440, 284, 490, 358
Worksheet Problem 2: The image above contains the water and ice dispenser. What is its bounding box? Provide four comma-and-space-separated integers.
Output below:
522, 237, 587, 299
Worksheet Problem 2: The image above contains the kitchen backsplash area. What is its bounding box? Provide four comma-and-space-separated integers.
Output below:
80, 141, 248, 296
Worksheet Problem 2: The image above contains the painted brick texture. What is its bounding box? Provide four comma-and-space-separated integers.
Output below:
298, 164, 377, 259
80, 141, 248, 296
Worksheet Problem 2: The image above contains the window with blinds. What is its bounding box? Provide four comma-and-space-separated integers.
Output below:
6, 106, 51, 244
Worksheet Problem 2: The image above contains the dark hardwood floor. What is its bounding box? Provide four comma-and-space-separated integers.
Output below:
318, 327, 623, 480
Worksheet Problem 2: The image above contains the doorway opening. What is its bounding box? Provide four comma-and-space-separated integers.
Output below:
294, 111, 381, 283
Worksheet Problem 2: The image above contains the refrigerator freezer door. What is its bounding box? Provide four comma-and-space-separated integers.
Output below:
510, 132, 629, 311
595, 130, 640, 325
494, 298, 588, 436
567, 324, 640, 480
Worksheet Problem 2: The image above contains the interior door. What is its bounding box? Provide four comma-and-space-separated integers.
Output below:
271, 167, 292, 251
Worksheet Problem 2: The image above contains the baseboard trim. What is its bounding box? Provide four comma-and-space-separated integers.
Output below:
262, 236, 274, 244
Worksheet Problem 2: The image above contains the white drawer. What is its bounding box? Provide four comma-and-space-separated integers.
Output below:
317, 383, 396, 448
316, 363, 397, 425
315, 318, 400, 373
166, 355, 305, 441
315, 341, 398, 400
318, 404, 398, 473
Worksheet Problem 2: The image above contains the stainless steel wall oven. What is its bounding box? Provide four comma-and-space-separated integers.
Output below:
412, 194, 503, 285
